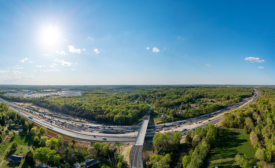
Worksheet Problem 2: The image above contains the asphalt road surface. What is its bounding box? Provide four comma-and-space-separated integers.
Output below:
0, 89, 259, 143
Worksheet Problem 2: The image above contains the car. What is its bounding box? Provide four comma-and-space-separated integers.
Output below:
102, 137, 107, 140
208, 119, 211, 121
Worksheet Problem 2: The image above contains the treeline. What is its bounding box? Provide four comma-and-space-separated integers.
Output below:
182, 124, 218, 168
221, 88, 275, 167
0, 87, 253, 125
148, 131, 182, 167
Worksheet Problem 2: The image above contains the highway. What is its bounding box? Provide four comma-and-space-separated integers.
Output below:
1, 101, 137, 142
129, 89, 260, 168
0, 89, 259, 143
130, 111, 150, 168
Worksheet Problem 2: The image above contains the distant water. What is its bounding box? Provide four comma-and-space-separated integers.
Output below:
5, 91, 82, 98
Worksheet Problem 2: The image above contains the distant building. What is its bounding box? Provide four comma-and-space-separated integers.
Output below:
73, 163, 81, 168
8, 124, 19, 130
8, 155, 23, 163
83, 159, 98, 168
35, 164, 49, 168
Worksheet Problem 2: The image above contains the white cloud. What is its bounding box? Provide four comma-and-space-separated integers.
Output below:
93, 48, 100, 54
245, 57, 265, 63
29, 61, 33, 63
0, 70, 9, 73
44, 54, 52, 56
36, 65, 42, 68
258, 66, 264, 69
56, 50, 67, 55
49, 63, 57, 68
45, 69, 60, 72
205, 64, 211, 66
72, 69, 76, 71
146, 47, 150, 50
54, 59, 72, 66
13, 70, 21, 75
68, 45, 81, 54
13, 65, 24, 69
20, 58, 28, 63
152, 47, 160, 52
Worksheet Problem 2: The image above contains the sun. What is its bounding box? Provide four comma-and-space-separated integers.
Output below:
40, 26, 60, 46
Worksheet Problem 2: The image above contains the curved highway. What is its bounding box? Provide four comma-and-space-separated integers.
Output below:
0, 89, 259, 143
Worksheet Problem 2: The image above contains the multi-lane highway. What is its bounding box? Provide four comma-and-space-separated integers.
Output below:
129, 89, 260, 168
0, 89, 259, 143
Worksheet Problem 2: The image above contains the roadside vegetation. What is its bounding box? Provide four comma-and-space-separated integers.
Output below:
0, 103, 127, 168
203, 128, 256, 167
202, 87, 275, 168
0, 86, 252, 125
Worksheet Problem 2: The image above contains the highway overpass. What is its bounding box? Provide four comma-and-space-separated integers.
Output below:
130, 113, 150, 168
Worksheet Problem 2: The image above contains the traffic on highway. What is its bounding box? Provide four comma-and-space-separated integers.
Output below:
0, 89, 259, 142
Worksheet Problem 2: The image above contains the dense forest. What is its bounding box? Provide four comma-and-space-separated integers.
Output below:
220, 88, 275, 167
0, 86, 253, 125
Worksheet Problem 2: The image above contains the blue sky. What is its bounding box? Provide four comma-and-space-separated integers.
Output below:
0, 0, 274, 85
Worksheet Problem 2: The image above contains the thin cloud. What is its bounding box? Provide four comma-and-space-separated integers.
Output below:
0, 70, 9, 73
45, 69, 60, 72
94, 48, 100, 54
258, 66, 264, 69
34, 69, 42, 72
56, 50, 67, 55
44, 54, 52, 56
146, 47, 150, 50
63, 39, 68, 42
245, 57, 265, 63
20, 58, 28, 63
54, 59, 72, 66
72, 69, 76, 71
29, 61, 33, 63
36, 65, 42, 68
83, 48, 86, 51
205, 64, 211, 66
49, 63, 57, 68
13, 70, 21, 75
13, 65, 23, 69
152, 47, 160, 52
68, 45, 81, 54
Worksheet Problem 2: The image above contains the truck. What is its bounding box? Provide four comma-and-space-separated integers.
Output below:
164, 123, 173, 127
89, 125, 98, 128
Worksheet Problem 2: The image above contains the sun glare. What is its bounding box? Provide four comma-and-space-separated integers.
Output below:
40, 26, 60, 46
